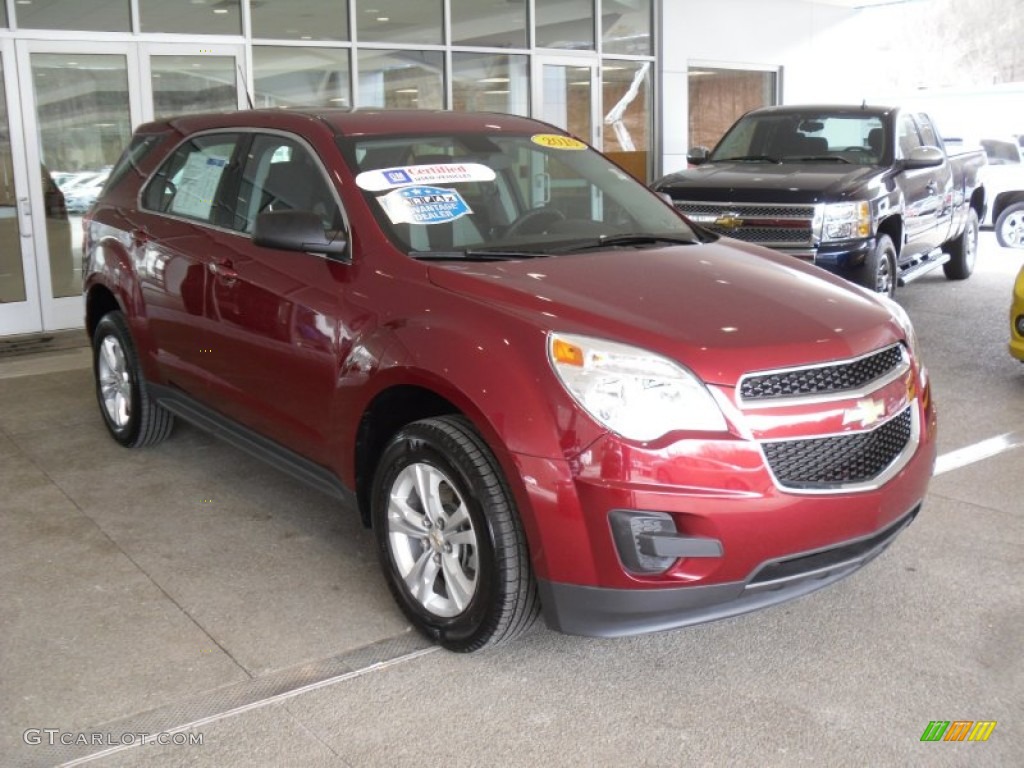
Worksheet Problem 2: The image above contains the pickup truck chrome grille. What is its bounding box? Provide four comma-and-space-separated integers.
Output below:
762, 406, 914, 490
739, 344, 906, 402
673, 200, 817, 250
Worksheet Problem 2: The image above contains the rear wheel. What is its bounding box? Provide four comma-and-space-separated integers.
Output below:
943, 208, 978, 279
92, 311, 174, 447
995, 202, 1024, 249
371, 415, 539, 652
862, 235, 897, 297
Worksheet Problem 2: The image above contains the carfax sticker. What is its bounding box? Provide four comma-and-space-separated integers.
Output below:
530, 134, 587, 150
356, 162, 496, 191
377, 185, 473, 225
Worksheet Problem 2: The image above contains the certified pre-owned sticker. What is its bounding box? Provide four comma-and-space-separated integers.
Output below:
356, 163, 496, 192
378, 186, 473, 225
531, 134, 587, 150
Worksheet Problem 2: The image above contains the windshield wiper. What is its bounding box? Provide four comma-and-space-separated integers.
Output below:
716, 154, 781, 163
787, 155, 853, 164
555, 234, 701, 253
410, 249, 547, 261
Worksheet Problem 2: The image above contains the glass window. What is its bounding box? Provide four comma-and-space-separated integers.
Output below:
451, 0, 526, 48
142, 134, 239, 225
0, 59, 26, 303
897, 114, 922, 157
138, 0, 241, 35
602, 61, 651, 181
254, 47, 350, 108
355, 0, 442, 45
602, 0, 651, 56
342, 132, 693, 255
151, 56, 238, 120
452, 54, 528, 116
13, 0, 130, 32
1, 3, 6, 28
536, 0, 594, 50
251, 0, 348, 41
235, 134, 342, 234
915, 114, 939, 147
688, 67, 777, 152
31, 53, 132, 299
358, 50, 443, 110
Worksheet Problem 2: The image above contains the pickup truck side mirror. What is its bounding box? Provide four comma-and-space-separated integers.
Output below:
687, 146, 711, 166
902, 145, 945, 170
253, 210, 348, 258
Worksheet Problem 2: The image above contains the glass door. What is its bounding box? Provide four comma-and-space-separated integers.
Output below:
0, 40, 41, 335
532, 56, 600, 148
15, 40, 141, 331
140, 43, 246, 122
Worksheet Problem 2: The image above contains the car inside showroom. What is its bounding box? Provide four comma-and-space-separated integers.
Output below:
1, 1, 1021, 765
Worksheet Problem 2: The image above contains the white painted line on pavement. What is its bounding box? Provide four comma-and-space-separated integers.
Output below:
933, 432, 1024, 476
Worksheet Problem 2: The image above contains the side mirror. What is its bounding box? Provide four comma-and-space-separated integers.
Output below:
686, 146, 711, 166
902, 145, 944, 170
253, 210, 348, 257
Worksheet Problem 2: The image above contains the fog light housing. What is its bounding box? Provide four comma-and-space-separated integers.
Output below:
1015, 315, 1024, 337
609, 510, 678, 574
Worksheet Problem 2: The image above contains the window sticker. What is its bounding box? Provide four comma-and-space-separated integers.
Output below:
170, 153, 229, 220
378, 185, 473, 225
356, 162, 496, 192
530, 134, 587, 150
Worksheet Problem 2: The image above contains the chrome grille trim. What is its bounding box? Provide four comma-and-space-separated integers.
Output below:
672, 200, 821, 249
673, 201, 818, 219
738, 344, 909, 408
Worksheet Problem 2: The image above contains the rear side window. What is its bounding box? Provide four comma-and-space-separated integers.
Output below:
104, 132, 167, 196
142, 133, 240, 225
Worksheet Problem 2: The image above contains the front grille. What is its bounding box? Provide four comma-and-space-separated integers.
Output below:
674, 202, 817, 219
673, 201, 817, 248
740, 344, 905, 402
762, 406, 913, 489
702, 226, 811, 244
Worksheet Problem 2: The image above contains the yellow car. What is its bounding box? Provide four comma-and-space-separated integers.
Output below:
1012, 264, 1024, 361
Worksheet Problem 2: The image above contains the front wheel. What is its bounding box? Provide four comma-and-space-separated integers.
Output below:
995, 202, 1024, 249
92, 311, 174, 447
371, 415, 539, 652
861, 235, 897, 297
943, 208, 978, 279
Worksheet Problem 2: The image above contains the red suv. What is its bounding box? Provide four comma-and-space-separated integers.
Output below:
84, 109, 936, 651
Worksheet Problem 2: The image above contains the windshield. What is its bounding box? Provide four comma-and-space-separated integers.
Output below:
711, 113, 888, 166
339, 132, 698, 257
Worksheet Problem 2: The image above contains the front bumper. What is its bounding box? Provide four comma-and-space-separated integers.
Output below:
538, 504, 918, 637
789, 238, 875, 278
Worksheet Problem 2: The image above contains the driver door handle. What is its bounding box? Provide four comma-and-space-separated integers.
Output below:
209, 258, 238, 282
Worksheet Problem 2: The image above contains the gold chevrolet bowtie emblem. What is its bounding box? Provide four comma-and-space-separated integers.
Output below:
714, 213, 744, 230
843, 398, 887, 428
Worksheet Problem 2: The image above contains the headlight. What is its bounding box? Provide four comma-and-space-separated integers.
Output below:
821, 201, 871, 242
547, 332, 728, 441
876, 294, 920, 360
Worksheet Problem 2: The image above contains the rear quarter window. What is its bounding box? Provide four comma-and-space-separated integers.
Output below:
104, 132, 168, 198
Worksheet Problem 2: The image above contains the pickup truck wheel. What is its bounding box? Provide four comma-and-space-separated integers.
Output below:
995, 203, 1024, 248
92, 311, 174, 448
943, 208, 979, 279
863, 235, 897, 297
371, 415, 539, 652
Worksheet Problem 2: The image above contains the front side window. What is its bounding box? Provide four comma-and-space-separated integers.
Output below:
142, 134, 239, 225
340, 132, 696, 256
235, 134, 343, 235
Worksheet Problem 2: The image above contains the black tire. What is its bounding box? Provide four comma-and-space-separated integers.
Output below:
92, 310, 174, 447
861, 235, 897, 297
995, 202, 1024, 249
371, 415, 539, 652
943, 208, 978, 279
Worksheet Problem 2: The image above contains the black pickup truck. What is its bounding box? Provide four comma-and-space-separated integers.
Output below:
653, 105, 987, 296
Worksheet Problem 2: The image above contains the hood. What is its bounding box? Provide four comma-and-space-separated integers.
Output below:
655, 163, 883, 203
427, 241, 901, 387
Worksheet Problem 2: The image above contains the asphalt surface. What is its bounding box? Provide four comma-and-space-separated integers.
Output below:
1, 232, 1021, 768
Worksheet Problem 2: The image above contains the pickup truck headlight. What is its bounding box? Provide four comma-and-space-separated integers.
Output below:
821, 201, 871, 242
547, 332, 728, 441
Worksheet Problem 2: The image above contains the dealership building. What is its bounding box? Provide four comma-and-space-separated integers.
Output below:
1, 0, 886, 337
